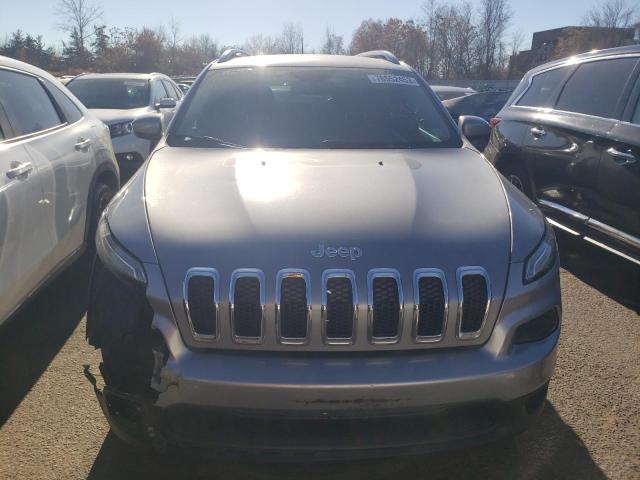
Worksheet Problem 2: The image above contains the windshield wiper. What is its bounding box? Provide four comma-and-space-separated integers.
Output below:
317, 139, 427, 149
180, 135, 247, 149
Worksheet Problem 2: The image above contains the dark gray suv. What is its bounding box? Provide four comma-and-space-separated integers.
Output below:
85, 50, 562, 457
486, 45, 640, 266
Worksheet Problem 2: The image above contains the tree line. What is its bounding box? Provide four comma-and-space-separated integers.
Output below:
1, 0, 638, 79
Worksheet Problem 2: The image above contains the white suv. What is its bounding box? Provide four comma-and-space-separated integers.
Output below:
0, 56, 119, 327
67, 73, 182, 182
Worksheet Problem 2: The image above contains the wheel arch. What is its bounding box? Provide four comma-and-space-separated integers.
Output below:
494, 151, 537, 201
84, 163, 120, 244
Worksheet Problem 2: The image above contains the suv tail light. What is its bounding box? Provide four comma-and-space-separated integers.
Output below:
489, 117, 502, 128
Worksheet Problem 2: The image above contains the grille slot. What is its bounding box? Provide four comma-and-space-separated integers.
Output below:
184, 269, 218, 340
369, 271, 402, 343
458, 269, 490, 338
277, 273, 310, 343
231, 272, 264, 342
323, 274, 356, 343
414, 270, 447, 341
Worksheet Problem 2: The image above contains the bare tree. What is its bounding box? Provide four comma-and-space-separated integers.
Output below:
507, 28, 525, 78
477, 0, 512, 78
166, 17, 182, 74
168, 17, 181, 50
583, 0, 637, 28
321, 27, 345, 55
278, 23, 304, 54
350, 18, 429, 75
421, 0, 441, 79
422, 1, 477, 79
244, 34, 280, 55
509, 28, 525, 57
56, 0, 102, 53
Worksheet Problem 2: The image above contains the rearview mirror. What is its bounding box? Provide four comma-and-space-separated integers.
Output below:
132, 115, 163, 142
458, 115, 491, 151
155, 98, 177, 110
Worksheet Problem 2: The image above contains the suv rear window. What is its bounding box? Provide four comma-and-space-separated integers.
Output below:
169, 67, 461, 149
555, 58, 639, 119
516, 67, 568, 108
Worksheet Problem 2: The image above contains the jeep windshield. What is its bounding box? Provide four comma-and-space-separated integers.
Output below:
67, 78, 150, 109
168, 67, 461, 149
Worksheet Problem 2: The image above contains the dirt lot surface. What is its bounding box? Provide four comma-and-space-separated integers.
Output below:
1, 233, 638, 480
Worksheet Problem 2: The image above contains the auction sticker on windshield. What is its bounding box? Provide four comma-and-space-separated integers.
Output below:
368, 74, 419, 86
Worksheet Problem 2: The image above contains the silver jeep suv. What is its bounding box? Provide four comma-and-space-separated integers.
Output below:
86, 50, 561, 457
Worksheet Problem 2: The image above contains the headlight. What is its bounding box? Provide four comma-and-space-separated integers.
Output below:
96, 214, 147, 284
523, 222, 557, 284
108, 121, 133, 138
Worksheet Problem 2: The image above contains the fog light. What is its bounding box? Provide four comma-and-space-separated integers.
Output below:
125, 153, 135, 161
514, 309, 559, 344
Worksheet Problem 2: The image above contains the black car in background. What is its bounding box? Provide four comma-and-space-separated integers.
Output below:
485, 45, 640, 266
443, 91, 511, 123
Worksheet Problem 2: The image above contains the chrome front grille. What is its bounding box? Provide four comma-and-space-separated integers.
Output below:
276, 270, 311, 344
230, 270, 264, 343
184, 268, 219, 340
457, 268, 490, 340
183, 267, 492, 348
413, 269, 447, 342
322, 271, 357, 344
368, 270, 403, 344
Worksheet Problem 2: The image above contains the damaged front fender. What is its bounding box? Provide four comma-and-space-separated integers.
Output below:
84, 365, 167, 451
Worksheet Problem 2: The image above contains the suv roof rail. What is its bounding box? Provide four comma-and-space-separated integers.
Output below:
67, 72, 89, 81
355, 50, 400, 65
218, 49, 250, 64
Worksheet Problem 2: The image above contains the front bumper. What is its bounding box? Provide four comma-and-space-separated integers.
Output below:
89, 327, 558, 457
88, 355, 552, 459
89, 259, 561, 457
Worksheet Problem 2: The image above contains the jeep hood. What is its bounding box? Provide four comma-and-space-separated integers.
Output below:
143, 147, 512, 304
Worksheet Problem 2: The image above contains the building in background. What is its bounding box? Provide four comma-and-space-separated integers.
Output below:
510, 26, 639, 76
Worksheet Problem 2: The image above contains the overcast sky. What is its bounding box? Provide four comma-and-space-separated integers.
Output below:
0, 0, 600, 51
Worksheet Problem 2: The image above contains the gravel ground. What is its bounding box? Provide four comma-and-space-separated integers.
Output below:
0, 234, 638, 480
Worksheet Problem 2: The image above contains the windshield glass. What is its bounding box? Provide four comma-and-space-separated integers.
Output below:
67, 78, 150, 109
169, 67, 460, 149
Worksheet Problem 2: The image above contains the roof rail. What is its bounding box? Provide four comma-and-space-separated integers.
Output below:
355, 50, 400, 65
218, 49, 250, 64
68, 72, 90, 81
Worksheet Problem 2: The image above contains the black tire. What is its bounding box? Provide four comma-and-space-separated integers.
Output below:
87, 182, 115, 254
500, 162, 533, 199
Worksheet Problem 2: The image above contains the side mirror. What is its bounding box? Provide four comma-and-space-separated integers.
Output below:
458, 115, 491, 151
132, 115, 163, 141
155, 98, 177, 110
